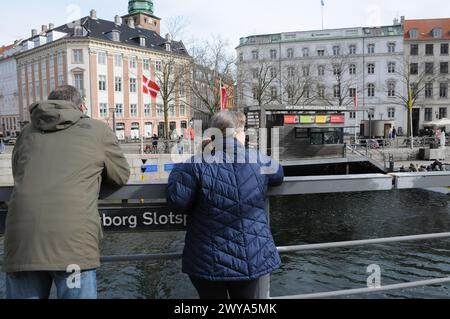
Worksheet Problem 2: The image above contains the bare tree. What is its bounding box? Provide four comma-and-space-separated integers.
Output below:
320, 55, 359, 107
237, 60, 280, 107
282, 64, 317, 105
188, 36, 235, 119
385, 55, 445, 136
164, 16, 190, 40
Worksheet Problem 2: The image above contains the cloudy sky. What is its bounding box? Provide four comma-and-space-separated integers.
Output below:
1, 0, 449, 49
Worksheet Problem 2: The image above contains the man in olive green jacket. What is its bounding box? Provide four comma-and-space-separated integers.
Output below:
3, 85, 130, 299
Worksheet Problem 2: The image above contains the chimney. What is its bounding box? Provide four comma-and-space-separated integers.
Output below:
165, 33, 172, 43
114, 15, 122, 25
42, 25, 48, 33
49, 23, 55, 30
31, 29, 38, 37
127, 19, 135, 29
90, 9, 97, 20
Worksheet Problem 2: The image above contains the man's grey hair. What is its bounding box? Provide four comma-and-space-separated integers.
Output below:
48, 85, 83, 107
210, 110, 246, 137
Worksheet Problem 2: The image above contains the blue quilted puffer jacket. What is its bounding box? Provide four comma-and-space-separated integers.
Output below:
167, 138, 284, 281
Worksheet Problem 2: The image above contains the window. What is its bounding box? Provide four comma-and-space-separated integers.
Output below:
179, 83, 185, 97
115, 77, 122, 92
270, 67, 277, 78
74, 25, 84, 37
179, 103, 186, 116
140, 37, 146, 47
98, 75, 106, 91
252, 87, 258, 100
439, 107, 447, 119
99, 103, 108, 118
388, 42, 396, 53
304, 85, 310, 99
130, 78, 137, 93
440, 62, 449, 74
367, 63, 375, 74
368, 44, 375, 54
270, 86, 278, 100
333, 85, 341, 98
425, 62, 434, 75
143, 59, 150, 70
286, 85, 294, 101
57, 52, 63, 66
433, 28, 443, 38
252, 50, 259, 60
409, 29, 417, 38
115, 104, 123, 117
349, 112, 356, 119
318, 86, 325, 98
98, 52, 107, 65
74, 73, 84, 92
317, 49, 325, 56
144, 104, 151, 117
129, 56, 137, 69
287, 66, 295, 77
425, 83, 433, 98
441, 43, 449, 55
333, 45, 340, 56
388, 82, 396, 97
410, 44, 419, 56
388, 107, 395, 118
333, 65, 341, 76
252, 68, 259, 79
73, 49, 83, 63
270, 49, 277, 59
318, 65, 325, 76
302, 66, 310, 77
155, 61, 162, 72
169, 104, 175, 117
388, 62, 396, 73
239, 53, 243, 62
349, 88, 356, 97
425, 44, 434, 55
410, 63, 418, 75
287, 48, 294, 58
114, 54, 122, 67
157, 104, 163, 118
302, 48, 309, 57
349, 64, 356, 75
130, 104, 138, 117
368, 84, 375, 97
411, 83, 419, 96
425, 108, 433, 121
440, 83, 448, 98
349, 45, 357, 55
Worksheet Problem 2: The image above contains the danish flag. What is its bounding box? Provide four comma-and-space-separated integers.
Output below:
142, 75, 160, 98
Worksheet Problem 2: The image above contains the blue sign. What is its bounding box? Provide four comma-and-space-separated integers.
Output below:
141, 165, 158, 173
164, 164, 175, 172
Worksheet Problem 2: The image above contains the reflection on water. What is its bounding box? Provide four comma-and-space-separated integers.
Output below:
0, 189, 449, 299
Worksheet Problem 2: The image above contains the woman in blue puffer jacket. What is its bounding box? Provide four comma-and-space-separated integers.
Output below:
167, 110, 284, 299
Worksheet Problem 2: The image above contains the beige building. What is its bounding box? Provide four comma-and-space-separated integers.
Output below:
15, 0, 192, 140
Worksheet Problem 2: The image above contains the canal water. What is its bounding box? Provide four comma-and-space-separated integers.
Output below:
0, 189, 449, 299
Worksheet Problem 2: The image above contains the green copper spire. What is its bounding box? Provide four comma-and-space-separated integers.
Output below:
128, 0, 154, 15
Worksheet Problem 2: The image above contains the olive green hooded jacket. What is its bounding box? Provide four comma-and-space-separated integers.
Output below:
3, 100, 130, 272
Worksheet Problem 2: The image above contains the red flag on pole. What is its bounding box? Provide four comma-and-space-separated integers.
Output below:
221, 86, 227, 110
142, 75, 160, 98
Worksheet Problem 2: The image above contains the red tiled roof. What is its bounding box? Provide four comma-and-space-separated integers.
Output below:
0, 44, 15, 55
404, 18, 450, 40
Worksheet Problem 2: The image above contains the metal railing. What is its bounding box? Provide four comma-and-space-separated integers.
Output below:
1, 172, 450, 299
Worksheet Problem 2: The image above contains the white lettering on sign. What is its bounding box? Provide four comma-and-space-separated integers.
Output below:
102, 214, 138, 229
143, 212, 188, 226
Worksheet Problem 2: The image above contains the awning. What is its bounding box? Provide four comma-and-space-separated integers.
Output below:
423, 118, 450, 127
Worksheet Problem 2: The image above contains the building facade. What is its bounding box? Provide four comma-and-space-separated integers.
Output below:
14, 0, 192, 140
236, 22, 407, 136
0, 42, 23, 137
404, 19, 450, 135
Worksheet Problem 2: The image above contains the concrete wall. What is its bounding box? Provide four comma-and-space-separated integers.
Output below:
0, 154, 180, 186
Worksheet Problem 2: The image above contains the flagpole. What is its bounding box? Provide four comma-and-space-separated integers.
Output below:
322, 5, 324, 30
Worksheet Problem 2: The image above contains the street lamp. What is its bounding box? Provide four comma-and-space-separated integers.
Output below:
368, 108, 375, 138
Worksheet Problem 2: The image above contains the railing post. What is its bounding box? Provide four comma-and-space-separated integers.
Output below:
259, 198, 271, 299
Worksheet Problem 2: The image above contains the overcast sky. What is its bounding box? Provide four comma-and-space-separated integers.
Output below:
1, 0, 449, 50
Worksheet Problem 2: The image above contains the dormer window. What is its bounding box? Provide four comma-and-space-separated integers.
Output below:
74, 26, 84, 36
409, 28, 417, 38
112, 30, 120, 42
433, 28, 443, 38
166, 43, 171, 52
140, 37, 146, 47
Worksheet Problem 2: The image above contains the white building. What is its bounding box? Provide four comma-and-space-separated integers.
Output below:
0, 42, 23, 137
236, 21, 407, 136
